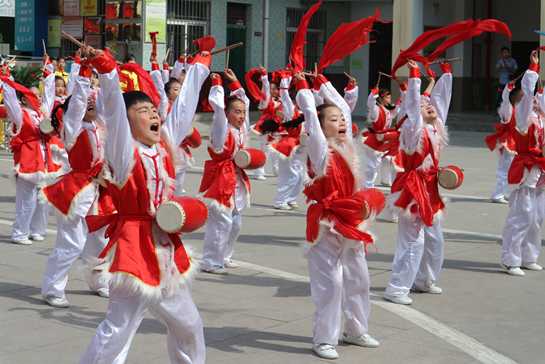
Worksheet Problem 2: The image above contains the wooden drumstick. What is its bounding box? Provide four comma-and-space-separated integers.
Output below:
343, 71, 351, 79
62, 31, 85, 48
6, 56, 17, 68
226, 49, 230, 69
210, 42, 243, 56
164, 47, 170, 61
427, 57, 463, 65
379, 71, 392, 78
315, 62, 318, 74
42, 39, 46, 54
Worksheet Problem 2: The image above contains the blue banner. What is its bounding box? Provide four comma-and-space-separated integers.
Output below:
15, 0, 35, 52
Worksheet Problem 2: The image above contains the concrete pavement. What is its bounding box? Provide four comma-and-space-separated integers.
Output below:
0, 129, 543, 363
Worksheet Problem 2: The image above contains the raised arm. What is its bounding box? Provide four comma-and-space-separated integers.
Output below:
208, 74, 228, 151
161, 59, 170, 84
515, 55, 539, 134
258, 67, 270, 110
171, 55, 185, 80
65, 52, 82, 96
150, 56, 169, 122
63, 66, 92, 148
1, 73, 22, 130
500, 81, 514, 123
88, 49, 134, 185
41, 68, 56, 117
400, 61, 424, 153
315, 75, 353, 139
279, 73, 294, 120
344, 77, 359, 113
226, 69, 250, 131
162, 53, 211, 146
296, 73, 327, 175
367, 88, 381, 122
430, 62, 452, 126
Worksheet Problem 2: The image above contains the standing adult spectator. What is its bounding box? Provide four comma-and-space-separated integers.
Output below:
496, 46, 518, 111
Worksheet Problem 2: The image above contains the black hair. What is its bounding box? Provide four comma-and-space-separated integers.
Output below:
509, 87, 523, 107
56, 56, 66, 63
282, 114, 305, 130
124, 54, 136, 63
225, 95, 244, 111
55, 76, 65, 86
122, 91, 153, 111
164, 78, 181, 94
316, 104, 339, 126
258, 114, 305, 134
50, 96, 72, 135
17, 84, 39, 102
501, 46, 510, 53
377, 88, 395, 111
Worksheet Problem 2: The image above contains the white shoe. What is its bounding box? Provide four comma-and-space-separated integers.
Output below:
224, 260, 238, 268
504, 195, 510, 201
380, 181, 392, 187
312, 344, 339, 359
383, 293, 412, 305
288, 202, 299, 209
182, 189, 186, 194
342, 333, 379, 348
12, 239, 32, 245
424, 285, 442, 294
491, 197, 508, 204
521, 262, 543, 271
205, 267, 228, 275
387, 216, 399, 223
500, 263, 525, 276
95, 288, 110, 298
254, 175, 266, 181
29, 234, 44, 242
274, 205, 292, 210
43, 295, 69, 308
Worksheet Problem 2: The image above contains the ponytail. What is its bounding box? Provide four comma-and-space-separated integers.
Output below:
51, 96, 72, 135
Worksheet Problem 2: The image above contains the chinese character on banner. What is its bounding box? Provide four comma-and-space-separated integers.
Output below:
15, 0, 35, 51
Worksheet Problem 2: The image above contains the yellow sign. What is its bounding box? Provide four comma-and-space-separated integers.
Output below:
48, 19, 61, 48
81, 0, 97, 16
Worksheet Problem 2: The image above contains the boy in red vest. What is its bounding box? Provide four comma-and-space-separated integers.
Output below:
78, 46, 209, 363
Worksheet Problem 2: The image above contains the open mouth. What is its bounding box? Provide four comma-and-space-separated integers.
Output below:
427, 109, 435, 115
87, 105, 95, 112
150, 123, 160, 134
338, 129, 346, 135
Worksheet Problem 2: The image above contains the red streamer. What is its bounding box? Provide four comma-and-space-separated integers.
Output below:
193, 36, 216, 52
0, 76, 41, 113
149, 32, 159, 57
289, 0, 322, 72
119, 63, 161, 109
244, 69, 267, 102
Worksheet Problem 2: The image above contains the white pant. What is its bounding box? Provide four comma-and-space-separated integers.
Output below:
12, 178, 48, 242
308, 233, 371, 345
79, 284, 205, 364
202, 207, 241, 271
363, 148, 396, 189
273, 156, 305, 207
174, 170, 186, 197
491, 149, 515, 200
502, 186, 544, 267
385, 215, 444, 296
42, 216, 108, 298
254, 135, 271, 178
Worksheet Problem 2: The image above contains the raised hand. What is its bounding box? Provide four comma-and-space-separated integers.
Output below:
224, 69, 237, 82
530, 50, 539, 65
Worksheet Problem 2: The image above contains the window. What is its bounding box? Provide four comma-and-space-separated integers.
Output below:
285, 8, 326, 71
166, 0, 211, 64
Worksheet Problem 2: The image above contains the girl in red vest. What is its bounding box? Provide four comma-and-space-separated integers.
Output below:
40, 60, 113, 308
295, 71, 380, 360
199, 69, 251, 275
383, 59, 452, 305
78, 46, 209, 363
3, 59, 63, 245
501, 51, 545, 276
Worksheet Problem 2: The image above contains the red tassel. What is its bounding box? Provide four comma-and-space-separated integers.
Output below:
244, 69, 267, 101
0, 76, 41, 113
193, 36, 216, 52
149, 32, 159, 57
289, 1, 322, 71
119, 63, 161, 109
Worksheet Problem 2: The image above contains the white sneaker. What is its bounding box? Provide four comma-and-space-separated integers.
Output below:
312, 343, 339, 359
504, 195, 510, 201
43, 295, 69, 308
521, 262, 543, 271
224, 260, 238, 268
491, 197, 508, 204
205, 267, 228, 275
12, 239, 32, 245
288, 202, 299, 209
29, 234, 44, 242
274, 205, 292, 210
380, 181, 392, 187
254, 175, 266, 181
383, 293, 412, 305
342, 333, 379, 348
500, 263, 525, 276
182, 189, 186, 194
95, 288, 110, 298
425, 285, 442, 294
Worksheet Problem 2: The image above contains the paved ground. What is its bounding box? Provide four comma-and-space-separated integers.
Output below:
0, 127, 543, 364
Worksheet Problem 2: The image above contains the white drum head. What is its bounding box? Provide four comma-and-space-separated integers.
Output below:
376, 133, 384, 142
185, 125, 194, 138
438, 169, 458, 189
299, 133, 308, 146
234, 150, 250, 169
156, 201, 186, 233
40, 118, 54, 134
276, 110, 286, 120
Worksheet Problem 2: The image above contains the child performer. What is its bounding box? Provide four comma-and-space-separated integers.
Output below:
362, 85, 403, 188
2, 57, 63, 245
199, 69, 251, 275
485, 80, 516, 204
78, 46, 209, 363
40, 59, 110, 307
383, 60, 452, 305
55, 56, 69, 84
500, 50, 545, 276
296, 71, 380, 360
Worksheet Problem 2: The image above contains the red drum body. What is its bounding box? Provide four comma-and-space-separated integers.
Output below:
352, 124, 358, 138
234, 148, 266, 170
438, 165, 464, 190
156, 196, 209, 233
184, 126, 202, 148
353, 188, 386, 220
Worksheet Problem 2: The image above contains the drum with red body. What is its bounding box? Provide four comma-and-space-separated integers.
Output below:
234, 148, 266, 170
438, 165, 464, 190
353, 188, 386, 220
299, 133, 308, 146
184, 126, 202, 148
39, 118, 56, 134
156, 196, 209, 233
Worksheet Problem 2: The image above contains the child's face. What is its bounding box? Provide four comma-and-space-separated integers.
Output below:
22, 86, 42, 108
226, 99, 246, 129
58, 58, 66, 71
92, 73, 99, 87
379, 94, 391, 106
55, 79, 65, 97
167, 82, 181, 102
270, 83, 279, 98
321, 106, 347, 141
127, 101, 161, 147
51, 59, 58, 70
83, 97, 96, 122
421, 100, 437, 125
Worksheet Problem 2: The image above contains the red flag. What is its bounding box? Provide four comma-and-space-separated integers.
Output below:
0, 76, 41, 113
538, 46, 545, 52
289, 0, 322, 72
245, 69, 267, 102
426, 19, 511, 63
119, 63, 161, 109
149, 32, 159, 57
317, 8, 386, 74
193, 36, 216, 52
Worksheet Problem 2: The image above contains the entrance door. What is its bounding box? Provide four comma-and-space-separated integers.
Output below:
368, 21, 392, 91
226, 25, 247, 87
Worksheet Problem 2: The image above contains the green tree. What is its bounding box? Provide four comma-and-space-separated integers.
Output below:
9, 65, 42, 87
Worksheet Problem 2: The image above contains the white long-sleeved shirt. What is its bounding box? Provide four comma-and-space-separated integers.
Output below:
317, 79, 353, 139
